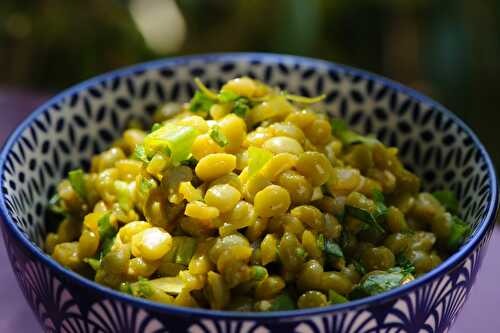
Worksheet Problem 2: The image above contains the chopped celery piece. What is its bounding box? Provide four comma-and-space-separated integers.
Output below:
248, 146, 273, 177
68, 169, 86, 200
144, 124, 198, 165
149, 277, 185, 295
175, 237, 197, 265
328, 290, 348, 304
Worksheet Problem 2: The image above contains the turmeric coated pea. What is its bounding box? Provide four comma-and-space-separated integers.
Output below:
254, 185, 291, 218
45, 76, 467, 311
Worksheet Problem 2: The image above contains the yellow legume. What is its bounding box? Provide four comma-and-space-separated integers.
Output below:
254, 185, 291, 218
205, 184, 241, 213
195, 153, 236, 181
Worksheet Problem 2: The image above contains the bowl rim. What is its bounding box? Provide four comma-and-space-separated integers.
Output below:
0, 52, 498, 320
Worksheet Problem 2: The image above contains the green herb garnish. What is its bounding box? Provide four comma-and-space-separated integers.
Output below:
218, 90, 240, 103
233, 98, 251, 118
350, 269, 406, 299
331, 119, 380, 146
345, 205, 385, 234
447, 216, 471, 251
432, 190, 459, 214
270, 292, 296, 311
209, 125, 229, 147
189, 91, 215, 113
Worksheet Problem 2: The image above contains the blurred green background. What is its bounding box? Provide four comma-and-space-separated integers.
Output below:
1, 0, 499, 168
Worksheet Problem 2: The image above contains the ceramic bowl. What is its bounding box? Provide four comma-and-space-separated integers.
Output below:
0, 53, 497, 333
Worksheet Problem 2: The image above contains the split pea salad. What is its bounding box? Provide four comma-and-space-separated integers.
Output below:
46, 77, 471, 311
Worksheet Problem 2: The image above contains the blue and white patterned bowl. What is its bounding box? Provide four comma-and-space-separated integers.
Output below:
0, 53, 497, 333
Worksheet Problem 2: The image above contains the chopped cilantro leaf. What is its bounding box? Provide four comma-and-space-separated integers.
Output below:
233, 98, 250, 118
447, 216, 471, 251
395, 253, 416, 276
270, 292, 296, 311
324, 239, 344, 258
345, 205, 385, 234
432, 190, 459, 214
189, 91, 214, 113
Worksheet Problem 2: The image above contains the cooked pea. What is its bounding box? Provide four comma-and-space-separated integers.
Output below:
386, 206, 408, 233
303, 118, 332, 145
254, 185, 291, 218
297, 291, 328, 309
262, 136, 304, 155
291, 205, 323, 231
302, 230, 322, 259
270, 122, 306, 144
255, 276, 286, 300
246, 217, 268, 242
53, 242, 82, 270
118, 221, 152, 243
78, 229, 100, 259
295, 152, 333, 186
260, 234, 278, 265
185, 201, 220, 220
328, 167, 362, 194
209, 173, 242, 192
320, 271, 353, 295
361, 246, 395, 271
297, 259, 324, 291
131, 227, 173, 261
384, 233, 411, 254
98, 147, 126, 172
195, 153, 236, 181
205, 184, 241, 213
278, 170, 313, 205
260, 153, 298, 180
219, 114, 247, 153
279, 232, 305, 273
191, 134, 224, 160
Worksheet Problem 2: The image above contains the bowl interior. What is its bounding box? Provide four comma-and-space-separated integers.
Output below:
0, 54, 494, 261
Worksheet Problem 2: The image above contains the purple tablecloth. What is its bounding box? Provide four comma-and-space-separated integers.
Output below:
0, 89, 497, 332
